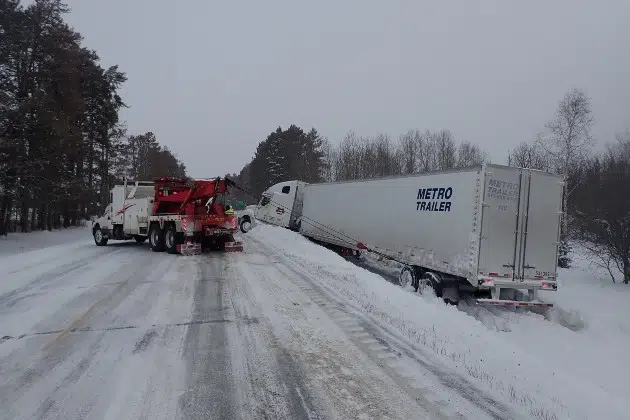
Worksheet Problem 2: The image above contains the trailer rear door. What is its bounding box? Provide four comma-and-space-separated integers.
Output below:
478, 166, 523, 279
518, 170, 563, 281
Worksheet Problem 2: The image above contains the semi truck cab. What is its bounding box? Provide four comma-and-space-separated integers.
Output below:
254, 180, 307, 230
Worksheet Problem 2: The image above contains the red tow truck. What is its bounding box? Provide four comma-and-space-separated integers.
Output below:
92, 177, 243, 254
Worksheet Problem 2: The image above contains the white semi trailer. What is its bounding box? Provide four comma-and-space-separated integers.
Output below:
254, 164, 564, 307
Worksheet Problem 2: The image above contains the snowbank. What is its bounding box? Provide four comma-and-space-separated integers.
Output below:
0, 225, 91, 257
247, 224, 629, 420
0, 225, 94, 296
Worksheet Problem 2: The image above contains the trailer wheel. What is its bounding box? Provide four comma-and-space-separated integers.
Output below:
399, 266, 418, 291
149, 224, 165, 252
164, 223, 178, 254
93, 226, 108, 246
419, 272, 443, 298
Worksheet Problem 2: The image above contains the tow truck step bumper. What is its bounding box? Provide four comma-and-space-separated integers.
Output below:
224, 241, 243, 252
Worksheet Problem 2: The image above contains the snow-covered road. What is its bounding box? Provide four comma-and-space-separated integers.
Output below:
4, 224, 628, 420
0, 227, 521, 420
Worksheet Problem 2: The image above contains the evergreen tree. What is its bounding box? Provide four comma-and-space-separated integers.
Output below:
0, 0, 186, 232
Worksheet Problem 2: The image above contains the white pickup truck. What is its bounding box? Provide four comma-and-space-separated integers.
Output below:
92, 180, 155, 245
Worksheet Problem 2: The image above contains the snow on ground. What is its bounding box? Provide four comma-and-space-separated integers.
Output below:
248, 224, 629, 420
0, 224, 91, 256
0, 225, 94, 298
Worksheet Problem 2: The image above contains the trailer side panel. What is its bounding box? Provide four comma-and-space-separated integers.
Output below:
299, 169, 481, 281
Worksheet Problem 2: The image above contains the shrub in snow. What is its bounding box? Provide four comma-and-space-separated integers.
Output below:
557, 239, 572, 269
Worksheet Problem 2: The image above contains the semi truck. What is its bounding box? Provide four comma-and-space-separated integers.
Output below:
91, 177, 243, 254
251, 164, 564, 307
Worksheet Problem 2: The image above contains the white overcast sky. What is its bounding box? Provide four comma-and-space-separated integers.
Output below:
32, 0, 630, 177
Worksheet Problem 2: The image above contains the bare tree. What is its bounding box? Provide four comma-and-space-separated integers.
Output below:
432, 129, 457, 170
398, 130, 418, 175
457, 141, 488, 168
320, 137, 336, 182
535, 87, 595, 235
335, 131, 361, 181
307, 128, 489, 183
507, 141, 551, 170
572, 134, 630, 283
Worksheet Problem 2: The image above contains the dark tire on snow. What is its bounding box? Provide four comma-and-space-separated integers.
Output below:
149, 224, 165, 252
93, 226, 108, 246
419, 271, 443, 298
239, 217, 252, 233
399, 265, 418, 291
164, 223, 178, 254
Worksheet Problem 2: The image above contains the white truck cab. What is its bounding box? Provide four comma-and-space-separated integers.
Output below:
92, 180, 155, 246
236, 180, 307, 233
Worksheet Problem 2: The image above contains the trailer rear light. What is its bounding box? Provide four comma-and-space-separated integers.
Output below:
488, 272, 499, 277
534, 275, 544, 279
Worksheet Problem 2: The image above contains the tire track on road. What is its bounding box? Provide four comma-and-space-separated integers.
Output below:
248, 236, 520, 420
0, 246, 122, 310
0, 249, 176, 419
224, 253, 322, 420
177, 254, 238, 420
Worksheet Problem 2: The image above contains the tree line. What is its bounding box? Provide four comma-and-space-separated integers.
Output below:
230, 126, 489, 202
0, 0, 186, 234
232, 88, 630, 283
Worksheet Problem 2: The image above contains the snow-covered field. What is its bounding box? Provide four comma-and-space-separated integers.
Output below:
1, 224, 627, 419
249, 224, 630, 420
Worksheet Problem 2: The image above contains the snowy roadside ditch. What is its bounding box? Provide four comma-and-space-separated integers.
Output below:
246, 224, 628, 420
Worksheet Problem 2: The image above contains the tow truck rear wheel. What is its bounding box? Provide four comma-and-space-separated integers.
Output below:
149, 224, 165, 252
164, 223, 178, 254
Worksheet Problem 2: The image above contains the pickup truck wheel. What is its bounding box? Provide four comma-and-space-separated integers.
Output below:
93, 227, 108, 246
239, 217, 252, 233
399, 266, 418, 291
149, 224, 165, 252
164, 224, 178, 254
